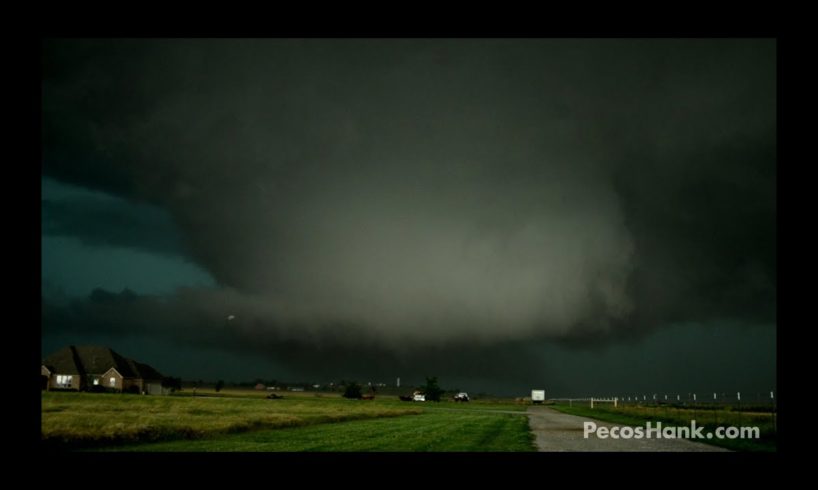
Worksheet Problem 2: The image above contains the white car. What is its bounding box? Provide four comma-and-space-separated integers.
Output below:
413, 393, 426, 402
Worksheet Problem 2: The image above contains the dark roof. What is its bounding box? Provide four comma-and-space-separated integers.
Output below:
42, 345, 163, 380
126, 359, 163, 381
75, 345, 136, 377
41, 345, 84, 375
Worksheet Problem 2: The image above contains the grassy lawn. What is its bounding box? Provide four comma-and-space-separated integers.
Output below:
96, 411, 536, 452
42, 391, 533, 451
42, 391, 421, 448
550, 403, 776, 452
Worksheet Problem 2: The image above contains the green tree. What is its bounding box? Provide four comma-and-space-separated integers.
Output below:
423, 376, 443, 402
343, 381, 362, 399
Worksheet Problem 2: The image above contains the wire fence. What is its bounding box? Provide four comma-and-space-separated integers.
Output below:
551, 391, 776, 410
549, 391, 777, 436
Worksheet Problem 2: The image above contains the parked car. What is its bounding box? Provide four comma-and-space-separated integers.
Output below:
413, 393, 426, 402
453, 392, 470, 402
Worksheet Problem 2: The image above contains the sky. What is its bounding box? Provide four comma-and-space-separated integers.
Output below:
41, 39, 776, 396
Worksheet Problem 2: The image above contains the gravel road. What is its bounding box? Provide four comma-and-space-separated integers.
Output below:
527, 406, 730, 452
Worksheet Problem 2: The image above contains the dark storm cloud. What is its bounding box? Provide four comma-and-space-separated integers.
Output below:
40, 287, 776, 394
41, 287, 548, 383
42, 192, 186, 257
41, 39, 776, 355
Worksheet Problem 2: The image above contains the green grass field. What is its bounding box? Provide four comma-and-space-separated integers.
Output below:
42, 390, 533, 451
96, 411, 535, 452
550, 402, 776, 452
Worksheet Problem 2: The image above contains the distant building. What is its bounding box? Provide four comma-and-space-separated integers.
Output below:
254, 383, 266, 390
41, 345, 165, 395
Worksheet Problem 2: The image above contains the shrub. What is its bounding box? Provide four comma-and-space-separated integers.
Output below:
423, 376, 443, 402
343, 382, 362, 399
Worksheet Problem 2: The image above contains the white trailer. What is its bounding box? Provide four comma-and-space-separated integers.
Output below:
531, 389, 545, 404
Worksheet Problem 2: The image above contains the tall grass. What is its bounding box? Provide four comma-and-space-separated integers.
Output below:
42, 391, 421, 448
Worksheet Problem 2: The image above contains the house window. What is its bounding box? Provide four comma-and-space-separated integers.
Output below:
93, 378, 99, 386
56, 375, 73, 387
110, 377, 116, 387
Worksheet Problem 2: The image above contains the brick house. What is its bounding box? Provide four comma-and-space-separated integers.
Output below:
41, 345, 166, 394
